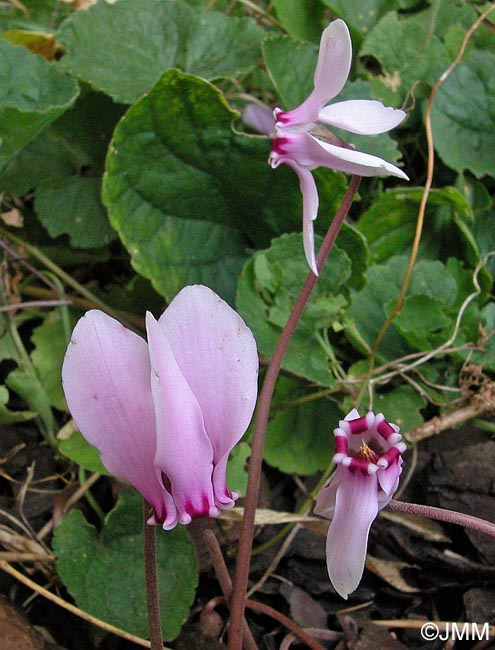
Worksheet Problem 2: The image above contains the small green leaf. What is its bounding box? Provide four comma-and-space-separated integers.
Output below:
57, 0, 264, 104
472, 302, 495, 372
58, 428, 109, 475
347, 256, 459, 361
0, 39, 79, 170
237, 232, 352, 387
389, 294, 452, 349
431, 50, 495, 178
356, 187, 479, 266
6, 367, 55, 433
35, 177, 115, 248
321, 0, 398, 37
265, 377, 343, 475
31, 313, 72, 412
53, 490, 198, 641
0, 0, 72, 32
0, 386, 36, 424
361, 12, 450, 104
272, 0, 325, 43
372, 385, 426, 432
262, 35, 317, 109
226, 442, 251, 497
0, 315, 21, 364
0, 90, 123, 196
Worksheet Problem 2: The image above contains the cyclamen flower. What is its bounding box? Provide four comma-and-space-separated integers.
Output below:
62, 285, 258, 529
314, 409, 406, 599
244, 19, 408, 274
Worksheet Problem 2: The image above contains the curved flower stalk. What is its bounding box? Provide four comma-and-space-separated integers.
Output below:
314, 409, 406, 599
62, 285, 259, 529
244, 19, 408, 274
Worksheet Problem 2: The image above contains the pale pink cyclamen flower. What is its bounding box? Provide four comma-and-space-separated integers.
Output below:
244, 19, 408, 275
62, 285, 258, 529
314, 409, 406, 599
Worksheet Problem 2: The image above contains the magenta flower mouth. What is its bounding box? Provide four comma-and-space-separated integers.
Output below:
315, 409, 406, 599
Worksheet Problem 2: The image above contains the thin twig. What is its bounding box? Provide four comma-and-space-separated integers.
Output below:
0, 560, 171, 649
372, 256, 487, 387
0, 237, 64, 295
371, 619, 495, 635
228, 175, 361, 650
244, 599, 325, 650
406, 395, 494, 443
0, 552, 54, 562
370, 3, 495, 356
247, 523, 302, 598
0, 228, 139, 331
22, 285, 145, 329
0, 299, 72, 312
37, 472, 102, 540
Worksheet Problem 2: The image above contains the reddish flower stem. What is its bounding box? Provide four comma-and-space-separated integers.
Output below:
203, 530, 258, 650
228, 175, 361, 650
388, 499, 495, 537
143, 501, 164, 650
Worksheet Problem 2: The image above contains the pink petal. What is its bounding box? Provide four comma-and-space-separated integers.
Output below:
146, 313, 218, 525
283, 159, 319, 275
319, 100, 406, 135
156, 286, 258, 510
61, 310, 177, 528
314, 467, 344, 520
314, 20, 352, 100
325, 471, 379, 599
377, 459, 403, 506
243, 103, 275, 136
275, 19, 352, 127
272, 131, 408, 180
212, 453, 238, 509
308, 134, 409, 179
157, 285, 258, 467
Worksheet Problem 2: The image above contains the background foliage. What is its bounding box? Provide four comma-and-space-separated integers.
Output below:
1, 0, 494, 643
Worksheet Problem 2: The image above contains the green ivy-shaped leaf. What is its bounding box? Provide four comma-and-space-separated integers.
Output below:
53, 490, 198, 641
431, 50, 495, 178
57, 0, 264, 104
0, 39, 79, 170
237, 232, 353, 388
35, 177, 115, 248
265, 376, 344, 475
103, 69, 308, 303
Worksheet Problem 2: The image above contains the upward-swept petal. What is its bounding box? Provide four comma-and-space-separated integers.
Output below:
61, 311, 176, 527
325, 472, 379, 599
146, 312, 217, 525
157, 286, 258, 465
275, 20, 352, 128
157, 286, 258, 511
314, 20, 352, 100
319, 100, 406, 135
